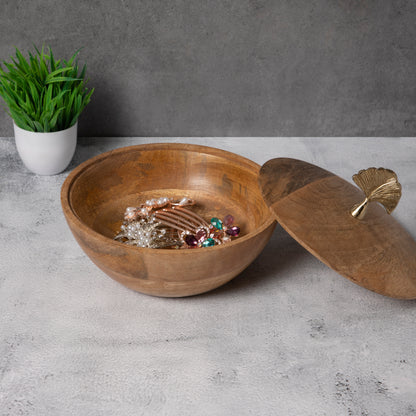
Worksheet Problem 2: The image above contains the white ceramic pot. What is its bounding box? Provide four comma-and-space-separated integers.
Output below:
14, 122, 78, 175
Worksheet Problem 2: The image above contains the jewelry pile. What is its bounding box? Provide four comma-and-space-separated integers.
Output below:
114, 197, 240, 249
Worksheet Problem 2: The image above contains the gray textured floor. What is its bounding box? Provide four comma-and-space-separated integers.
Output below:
1, 137, 416, 416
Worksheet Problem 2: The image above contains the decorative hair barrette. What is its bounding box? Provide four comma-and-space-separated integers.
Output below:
115, 197, 240, 249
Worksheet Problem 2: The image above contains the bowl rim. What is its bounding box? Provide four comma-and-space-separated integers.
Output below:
61, 142, 276, 254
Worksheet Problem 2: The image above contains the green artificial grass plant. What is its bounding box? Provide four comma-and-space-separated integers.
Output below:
0, 46, 93, 132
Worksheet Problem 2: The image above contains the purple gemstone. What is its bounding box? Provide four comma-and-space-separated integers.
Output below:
226, 226, 240, 237
184, 234, 198, 247
196, 229, 207, 242
223, 214, 234, 227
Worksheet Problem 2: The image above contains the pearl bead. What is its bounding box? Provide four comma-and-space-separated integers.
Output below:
178, 197, 191, 206
158, 197, 169, 205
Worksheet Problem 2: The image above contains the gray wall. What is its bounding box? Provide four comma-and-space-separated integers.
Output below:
1, 0, 416, 137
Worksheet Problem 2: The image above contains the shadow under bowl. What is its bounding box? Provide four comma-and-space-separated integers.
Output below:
61, 143, 276, 297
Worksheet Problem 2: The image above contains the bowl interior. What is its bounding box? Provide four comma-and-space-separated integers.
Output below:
68, 144, 272, 241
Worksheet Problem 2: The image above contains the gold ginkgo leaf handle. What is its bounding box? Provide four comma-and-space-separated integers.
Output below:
350, 167, 402, 220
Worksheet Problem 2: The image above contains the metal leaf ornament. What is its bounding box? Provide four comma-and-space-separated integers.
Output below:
350, 167, 402, 219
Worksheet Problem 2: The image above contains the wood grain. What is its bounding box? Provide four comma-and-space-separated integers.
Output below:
61, 143, 276, 297
259, 158, 416, 299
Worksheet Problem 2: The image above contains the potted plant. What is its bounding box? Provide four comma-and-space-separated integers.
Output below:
0, 46, 93, 175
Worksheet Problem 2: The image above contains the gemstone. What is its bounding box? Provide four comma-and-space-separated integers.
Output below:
223, 214, 234, 227
226, 226, 240, 237
196, 229, 207, 242
202, 238, 215, 247
184, 234, 198, 247
212, 228, 223, 238
210, 217, 223, 230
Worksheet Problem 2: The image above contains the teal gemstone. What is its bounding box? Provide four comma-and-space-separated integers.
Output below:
210, 217, 223, 230
202, 238, 215, 247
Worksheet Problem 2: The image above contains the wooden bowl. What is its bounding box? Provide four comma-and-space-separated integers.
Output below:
61, 143, 276, 297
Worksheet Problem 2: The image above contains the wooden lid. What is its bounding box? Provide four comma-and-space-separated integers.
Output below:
258, 158, 416, 299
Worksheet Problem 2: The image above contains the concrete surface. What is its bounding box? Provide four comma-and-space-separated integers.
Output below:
1, 137, 416, 415
1, 1, 416, 137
